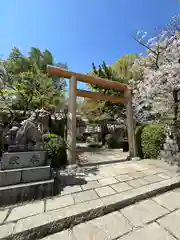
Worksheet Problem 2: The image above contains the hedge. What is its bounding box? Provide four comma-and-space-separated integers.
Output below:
135, 124, 147, 158
141, 123, 166, 159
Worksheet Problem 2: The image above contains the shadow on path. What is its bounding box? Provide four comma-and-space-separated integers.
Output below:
53, 165, 99, 195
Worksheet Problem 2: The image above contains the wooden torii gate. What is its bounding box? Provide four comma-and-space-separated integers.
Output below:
47, 65, 137, 164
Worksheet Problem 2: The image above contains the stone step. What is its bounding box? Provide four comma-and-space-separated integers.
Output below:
0, 179, 54, 206
2, 176, 180, 240
1, 151, 47, 170
0, 165, 52, 187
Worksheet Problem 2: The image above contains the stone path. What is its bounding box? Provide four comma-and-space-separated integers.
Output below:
76, 147, 129, 164
42, 188, 180, 239
56, 158, 180, 200
1, 159, 180, 239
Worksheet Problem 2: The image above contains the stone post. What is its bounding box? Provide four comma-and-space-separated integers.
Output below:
67, 76, 77, 164
125, 89, 137, 158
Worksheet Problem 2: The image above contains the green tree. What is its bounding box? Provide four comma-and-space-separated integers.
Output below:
111, 54, 139, 81
0, 47, 66, 117
78, 98, 108, 122
88, 61, 128, 145
89, 61, 126, 119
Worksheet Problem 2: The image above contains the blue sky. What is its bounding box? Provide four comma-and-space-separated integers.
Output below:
0, 0, 179, 90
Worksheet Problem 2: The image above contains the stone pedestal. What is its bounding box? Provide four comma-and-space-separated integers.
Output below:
1, 151, 46, 170
0, 151, 54, 206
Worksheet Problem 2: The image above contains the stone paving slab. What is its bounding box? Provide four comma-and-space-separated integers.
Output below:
73, 221, 108, 240
118, 222, 176, 240
12, 198, 104, 239
121, 199, 169, 227
95, 185, 116, 197
73, 211, 132, 240
143, 168, 165, 175
42, 230, 74, 240
46, 194, 74, 211
42, 189, 180, 240
144, 174, 164, 183
43, 222, 176, 240
73, 189, 99, 204
77, 148, 129, 165
57, 160, 180, 198
42, 211, 132, 240
60, 185, 82, 195
0, 209, 9, 224
128, 170, 146, 179
153, 189, 180, 211
157, 172, 172, 180
111, 182, 132, 193
127, 178, 149, 188
81, 180, 101, 190
1, 159, 180, 239
98, 177, 118, 186
157, 209, 180, 239
1, 176, 180, 240
6, 201, 44, 222
115, 174, 134, 182
0, 222, 16, 239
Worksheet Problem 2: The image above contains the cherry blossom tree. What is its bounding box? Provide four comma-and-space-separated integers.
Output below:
130, 14, 180, 124
130, 14, 180, 149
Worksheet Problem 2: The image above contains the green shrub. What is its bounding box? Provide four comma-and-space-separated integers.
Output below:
141, 123, 166, 159
135, 124, 147, 158
43, 134, 67, 168
43, 133, 58, 142
106, 134, 122, 149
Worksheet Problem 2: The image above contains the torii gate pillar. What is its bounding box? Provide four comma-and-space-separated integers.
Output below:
125, 89, 137, 158
67, 76, 77, 164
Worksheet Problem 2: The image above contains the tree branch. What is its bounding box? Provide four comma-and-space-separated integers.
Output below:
133, 36, 158, 56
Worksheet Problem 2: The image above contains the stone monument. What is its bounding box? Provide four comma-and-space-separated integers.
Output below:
0, 109, 54, 206
6, 109, 50, 152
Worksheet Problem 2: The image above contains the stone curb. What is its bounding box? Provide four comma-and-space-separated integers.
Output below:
2, 176, 180, 240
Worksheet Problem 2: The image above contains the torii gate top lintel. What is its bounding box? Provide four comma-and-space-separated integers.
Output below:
47, 65, 130, 92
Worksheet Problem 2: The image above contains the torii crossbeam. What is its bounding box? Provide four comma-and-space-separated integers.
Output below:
47, 65, 137, 164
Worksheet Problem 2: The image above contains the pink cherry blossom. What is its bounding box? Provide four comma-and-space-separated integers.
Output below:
131, 16, 180, 123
